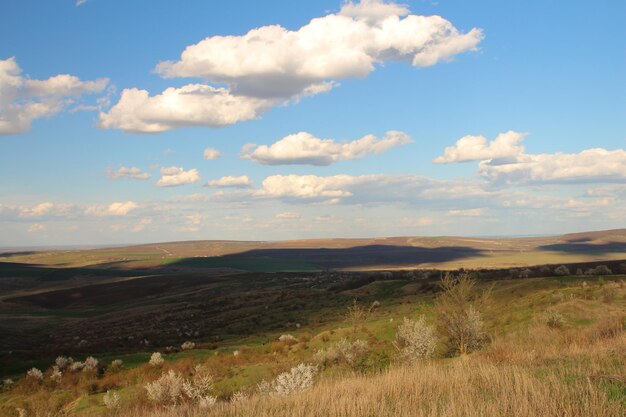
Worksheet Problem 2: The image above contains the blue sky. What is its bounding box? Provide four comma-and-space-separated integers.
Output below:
1, 0, 625, 246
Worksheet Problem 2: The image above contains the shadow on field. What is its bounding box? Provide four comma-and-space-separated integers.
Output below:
538, 241, 626, 255
168, 244, 486, 270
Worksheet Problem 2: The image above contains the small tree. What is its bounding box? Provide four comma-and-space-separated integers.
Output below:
149, 352, 164, 367
434, 273, 490, 355
393, 316, 436, 361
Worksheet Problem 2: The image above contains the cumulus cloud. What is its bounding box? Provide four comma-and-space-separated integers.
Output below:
478, 148, 626, 184
0, 57, 108, 134
254, 173, 487, 206
241, 130, 411, 165
207, 175, 252, 188
84, 201, 138, 216
108, 166, 150, 180
98, 85, 274, 133
435, 131, 626, 185
17, 202, 79, 218
156, 166, 201, 187
100, 1, 482, 132
156, 0, 482, 97
203, 147, 221, 160
434, 131, 526, 163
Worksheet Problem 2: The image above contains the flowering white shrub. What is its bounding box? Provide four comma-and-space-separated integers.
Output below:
103, 390, 121, 411
315, 338, 369, 367
26, 367, 43, 381
146, 366, 216, 408
146, 370, 184, 406
394, 316, 437, 361
55, 356, 73, 370
181, 341, 195, 350
70, 361, 84, 372
83, 356, 99, 371
259, 363, 317, 397
50, 366, 62, 382
2, 378, 14, 389
110, 359, 123, 371
233, 350, 240, 356
149, 352, 165, 367
278, 334, 298, 344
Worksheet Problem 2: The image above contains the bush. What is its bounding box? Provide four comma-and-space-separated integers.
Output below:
26, 368, 43, 381
545, 311, 566, 328
55, 356, 73, 370
393, 316, 437, 361
181, 341, 195, 350
50, 366, 62, 383
83, 356, 98, 371
109, 359, 123, 371
259, 364, 317, 396
145, 366, 216, 408
591, 265, 612, 276
278, 334, 298, 344
315, 338, 369, 367
149, 352, 164, 367
103, 390, 121, 411
554, 265, 570, 276
146, 370, 184, 406
435, 273, 490, 355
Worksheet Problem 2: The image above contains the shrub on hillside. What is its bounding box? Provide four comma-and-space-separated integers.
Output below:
393, 316, 437, 361
181, 341, 195, 350
145, 366, 216, 408
55, 356, 73, 370
83, 356, 98, 371
278, 334, 298, 344
591, 265, 612, 276
554, 265, 570, 276
26, 368, 43, 381
545, 311, 566, 328
149, 352, 164, 367
258, 363, 317, 396
435, 273, 490, 355
315, 338, 369, 367
103, 390, 121, 411
109, 359, 123, 371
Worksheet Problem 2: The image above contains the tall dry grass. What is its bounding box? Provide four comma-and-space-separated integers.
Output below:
126, 360, 621, 417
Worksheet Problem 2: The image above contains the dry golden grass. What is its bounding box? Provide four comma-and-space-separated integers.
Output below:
125, 360, 621, 417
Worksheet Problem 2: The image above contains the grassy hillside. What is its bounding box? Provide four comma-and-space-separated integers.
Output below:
3, 229, 626, 271
1, 273, 624, 417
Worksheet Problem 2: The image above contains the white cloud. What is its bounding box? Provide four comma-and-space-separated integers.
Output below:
0, 57, 108, 134
478, 148, 626, 184
447, 208, 486, 216
131, 217, 152, 232
76, 0, 89, 6
100, 1, 482, 132
207, 175, 252, 188
434, 131, 526, 163
85, 201, 138, 216
108, 166, 151, 180
98, 85, 274, 133
27, 223, 45, 233
255, 173, 475, 205
156, 0, 482, 97
156, 166, 201, 187
203, 147, 221, 160
19, 202, 54, 217
241, 130, 411, 165
275, 211, 301, 219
